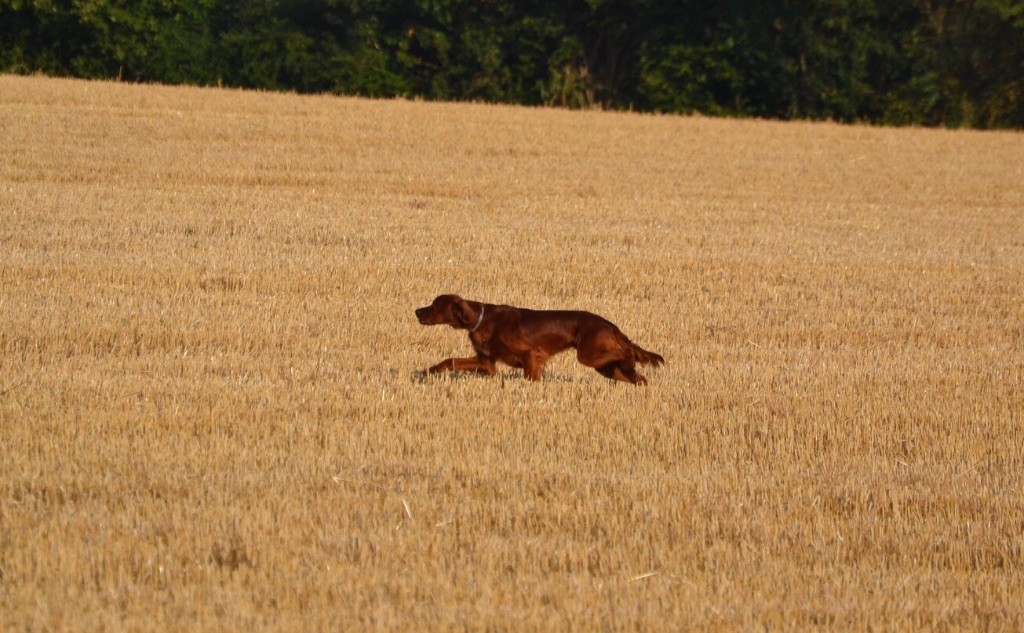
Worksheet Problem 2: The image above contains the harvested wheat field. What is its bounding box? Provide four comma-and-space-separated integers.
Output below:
1, 74, 1023, 630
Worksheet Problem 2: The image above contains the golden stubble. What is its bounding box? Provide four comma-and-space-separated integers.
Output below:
1, 75, 1022, 630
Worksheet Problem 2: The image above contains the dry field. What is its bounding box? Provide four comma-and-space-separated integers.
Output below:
1, 74, 1022, 630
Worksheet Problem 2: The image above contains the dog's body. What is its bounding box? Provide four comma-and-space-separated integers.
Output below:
415, 294, 664, 384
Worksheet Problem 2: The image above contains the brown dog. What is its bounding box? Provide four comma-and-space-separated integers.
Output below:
415, 294, 664, 384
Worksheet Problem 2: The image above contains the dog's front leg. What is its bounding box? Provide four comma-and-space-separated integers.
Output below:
427, 356, 496, 376
521, 351, 549, 381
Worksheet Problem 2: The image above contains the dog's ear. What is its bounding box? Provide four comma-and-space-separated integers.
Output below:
453, 298, 475, 328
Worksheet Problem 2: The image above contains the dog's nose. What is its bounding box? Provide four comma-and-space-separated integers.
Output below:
415, 307, 424, 317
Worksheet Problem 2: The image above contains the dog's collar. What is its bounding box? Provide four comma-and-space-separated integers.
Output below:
469, 305, 485, 333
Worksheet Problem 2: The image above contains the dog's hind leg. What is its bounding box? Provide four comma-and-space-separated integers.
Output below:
595, 360, 646, 385
577, 330, 645, 385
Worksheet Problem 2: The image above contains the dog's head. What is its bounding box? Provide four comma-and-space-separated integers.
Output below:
415, 294, 476, 328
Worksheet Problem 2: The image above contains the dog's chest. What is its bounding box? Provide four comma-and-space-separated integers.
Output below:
470, 332, 492, 357
471, 328, 511, 360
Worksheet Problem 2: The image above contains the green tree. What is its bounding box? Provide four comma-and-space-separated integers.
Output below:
1, 0, 1022, 127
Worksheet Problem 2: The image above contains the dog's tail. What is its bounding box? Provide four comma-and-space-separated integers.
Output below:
628, 340, 665, 366
631, 343, 665, 366
606, 323, 665, 366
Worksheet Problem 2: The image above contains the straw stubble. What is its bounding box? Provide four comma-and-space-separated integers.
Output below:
1, 75, 1022, 630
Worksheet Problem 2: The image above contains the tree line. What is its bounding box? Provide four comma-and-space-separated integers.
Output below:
2, 0, 1022, 128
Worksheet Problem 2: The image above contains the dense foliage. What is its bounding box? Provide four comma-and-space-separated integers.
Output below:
2, 0, 1022, 128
